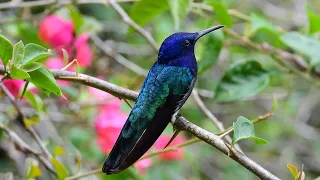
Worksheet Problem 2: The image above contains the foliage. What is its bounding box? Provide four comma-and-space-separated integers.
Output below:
0, 1, 320, 180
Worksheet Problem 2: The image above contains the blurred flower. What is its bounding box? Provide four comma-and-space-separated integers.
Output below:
39, 15, 74, 48
134, 158, 152, 174
155, 135, 185, 161
39, 15, 93, 68
2, 79, 24, 97
91, 86, 153, 173
74, 33, 92, 67
92, 86, 127, 153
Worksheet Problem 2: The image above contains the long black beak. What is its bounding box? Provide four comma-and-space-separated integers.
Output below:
195, 25, 224, 41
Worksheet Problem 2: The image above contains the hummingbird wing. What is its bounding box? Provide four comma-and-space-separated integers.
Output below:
102, 65, 196, 174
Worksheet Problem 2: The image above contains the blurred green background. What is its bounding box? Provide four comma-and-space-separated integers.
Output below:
1, 0, 320, 179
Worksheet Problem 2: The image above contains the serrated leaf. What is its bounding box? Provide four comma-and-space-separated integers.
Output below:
287, 164, 299, 178
306, 7, 320, 34
271, 95, 278, 112
198, 29, 223, 73
251, 13, 276, 33
25, 157, 42, 180
232, 116, 268, 145
24, 91, 43, 111
167, 0, 191, 30
129, 0, 169, 33
54, 146, 65, 157
0, 34, 13, 67
10, 65, 30, 79
214, 60, 270, 102
280, 32, 320, 66
28, 65, 63, 96
50, 158, 68, 180
209, 1, 232, 28
24, 115, 40, 128
22, 44, 51, 65
21, 62, 42, 72
12, 40, 25, 66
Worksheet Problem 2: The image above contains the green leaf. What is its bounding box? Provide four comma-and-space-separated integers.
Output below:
22, 44, 51, 65
0, 34, 13, 67
12, 41, 25, 66
24, 91, 43, 112
28, 65, 63, 96
10, 65, 30, 79
50, 158, 68, 180
67, 5, 84, 34
23, 115, 40, 129
167, 0, 191, 30
21, 62, 42, 72
54, 146, 65, 157
25, 158, 42, 180
251, 13, 276, 33
209, 1, 232, 28
129, 0, 169, 33
214, 61, 270, 102
280, 32, 320, 66
287, 164, 299, 179
306, 7, 320, 34
232, 116, 268, 145
198, 29, 223, 73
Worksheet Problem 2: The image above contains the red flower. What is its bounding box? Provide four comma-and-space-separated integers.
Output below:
2, 79, 24, 97
39, 15, 93, 68
134, 158, 152, 174
91, 85, 127, 153
39, 15, 74, 48
74, 33, 92, 67
90, 86, 153, 173
155, 135, 185, 161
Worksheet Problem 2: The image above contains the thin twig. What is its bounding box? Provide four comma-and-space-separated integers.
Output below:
192, 90, 243, 153
107, 0, 159, 52
90, 34, 148, 76
0, 0, 136, 10
0, 78, 55, 172
65, 169, 101, 180
0, 66, 280, 179
0, 123, 56, 175
223, 28, 320, 87
64, 112, 274, 180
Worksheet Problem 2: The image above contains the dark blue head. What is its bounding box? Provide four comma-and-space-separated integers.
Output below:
157, 25, 224, 71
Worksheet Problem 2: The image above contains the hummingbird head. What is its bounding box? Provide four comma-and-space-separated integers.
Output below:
157, 25, 224, 69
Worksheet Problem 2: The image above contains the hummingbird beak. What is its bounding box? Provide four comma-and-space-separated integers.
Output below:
195, 25, 224, 41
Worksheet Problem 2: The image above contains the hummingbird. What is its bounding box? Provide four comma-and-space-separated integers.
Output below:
102, 25, 224, 175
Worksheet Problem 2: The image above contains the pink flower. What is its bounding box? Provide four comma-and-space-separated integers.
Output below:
39, 15, 74, 48
134, 158, 152, 174
74, 33, 92, 67
88, 85, 121, 111
88, 85, 112, 99
94, 88, 127, 153
2, 79, 24, 97
44, 57, 70, 86
155, 135, 185, 161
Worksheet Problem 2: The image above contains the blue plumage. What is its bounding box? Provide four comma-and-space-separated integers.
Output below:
102, 25, 224, 175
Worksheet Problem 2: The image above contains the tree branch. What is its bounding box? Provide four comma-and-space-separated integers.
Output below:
0, 65, 279, 180
0, 0, 136, 10
107, 0, 159, 52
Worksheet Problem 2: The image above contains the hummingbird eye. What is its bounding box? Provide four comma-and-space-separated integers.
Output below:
184, 40, 190, 46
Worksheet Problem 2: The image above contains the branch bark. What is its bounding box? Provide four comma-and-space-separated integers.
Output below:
0, 65, 280, 180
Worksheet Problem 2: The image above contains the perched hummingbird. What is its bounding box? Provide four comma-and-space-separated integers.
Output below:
102, 25, 224, 175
